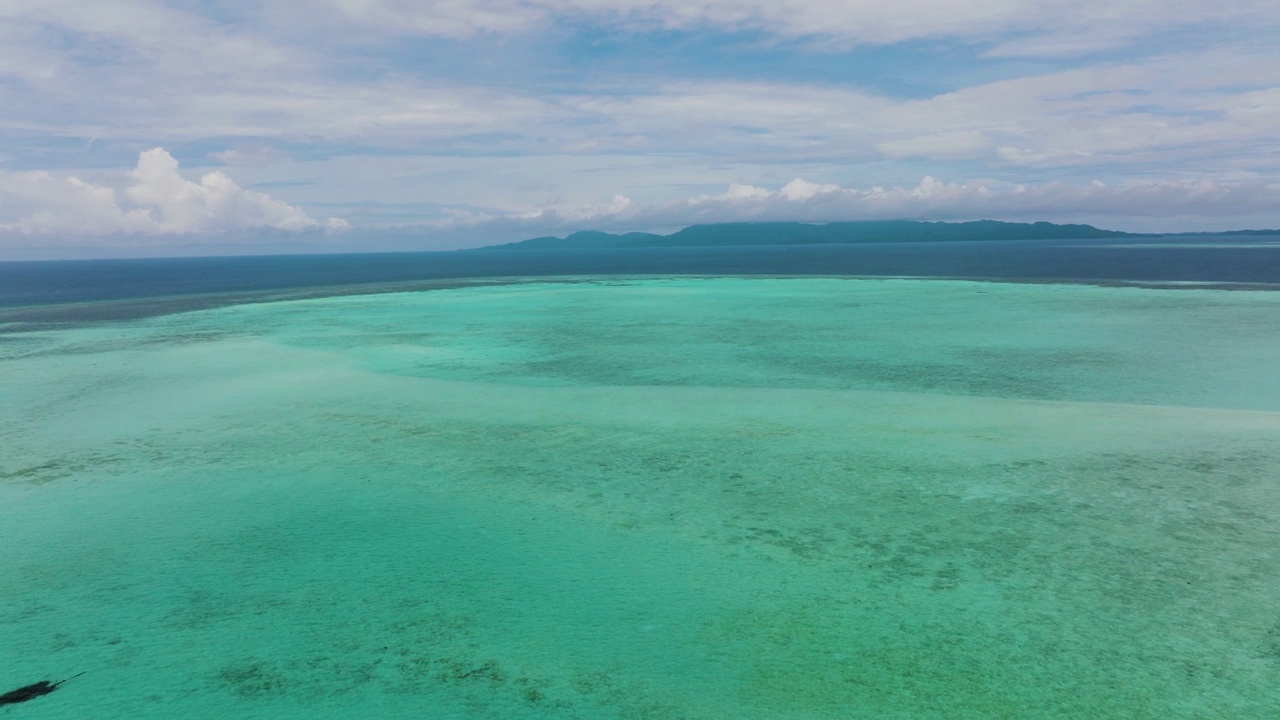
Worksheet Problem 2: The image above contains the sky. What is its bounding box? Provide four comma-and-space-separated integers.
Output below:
0, 0, 1278, 258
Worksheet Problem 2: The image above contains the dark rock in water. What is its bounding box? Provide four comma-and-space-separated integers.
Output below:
0, 672, 84, 705
0, 681, 56, 705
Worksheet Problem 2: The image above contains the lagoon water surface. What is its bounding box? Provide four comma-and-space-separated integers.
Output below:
3, 277, 1280, 718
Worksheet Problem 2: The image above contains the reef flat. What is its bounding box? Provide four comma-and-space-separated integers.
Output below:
3, 278, 1279, 718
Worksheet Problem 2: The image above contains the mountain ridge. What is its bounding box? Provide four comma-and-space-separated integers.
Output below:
483, 220, 1279, 250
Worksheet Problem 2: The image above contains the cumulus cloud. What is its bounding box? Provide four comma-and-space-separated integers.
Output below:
689, 183, 774, 204
0, 148, 348, 236
779, 179, 841, 201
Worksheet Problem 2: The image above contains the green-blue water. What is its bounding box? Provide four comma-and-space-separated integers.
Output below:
4, 278, 1280, 717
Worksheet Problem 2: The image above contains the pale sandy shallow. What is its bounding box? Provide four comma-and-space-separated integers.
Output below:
3, 278, 1280, 718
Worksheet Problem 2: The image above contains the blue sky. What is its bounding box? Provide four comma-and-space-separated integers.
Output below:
1, 0, 1278, 257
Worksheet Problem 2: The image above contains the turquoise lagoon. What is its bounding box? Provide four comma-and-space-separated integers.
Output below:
3, 277, 1280, 718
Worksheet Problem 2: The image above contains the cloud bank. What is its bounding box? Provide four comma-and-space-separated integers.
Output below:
667, 177, 1280, 223
4, 150, 1277, 256
0, 149, 348, 236
441, 176, 1280, 244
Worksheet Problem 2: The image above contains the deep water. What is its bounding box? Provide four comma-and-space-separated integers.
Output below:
3, 269, 1280, 717
3, 236, 1279, 311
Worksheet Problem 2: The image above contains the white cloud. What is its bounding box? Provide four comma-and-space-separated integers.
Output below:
515, 192, 633, 221
2, 2, 1275, 183
324, 0, 1279, 55
688, 183, 773, 203
674, 176, 1280, 222
440, 176, 1280, 241
209, 147, 287, 167
0, 149, 348, 236
5, 170, 1276, 256
780, 179, 841, 201
0, 0, 295, 80
878, 131, 994, 160
326, 0, 543, 37
0, 0, 1276, 256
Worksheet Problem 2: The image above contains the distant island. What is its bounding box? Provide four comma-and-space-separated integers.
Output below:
483, 220, 1278, 250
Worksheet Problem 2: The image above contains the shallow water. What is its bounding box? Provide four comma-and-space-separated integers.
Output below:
3, 278, 1280, 718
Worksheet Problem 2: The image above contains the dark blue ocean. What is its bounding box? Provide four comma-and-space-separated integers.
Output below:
2, 237, 1278, 322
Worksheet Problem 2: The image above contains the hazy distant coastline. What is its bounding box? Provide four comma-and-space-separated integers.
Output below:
485, 220, 1279, 250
